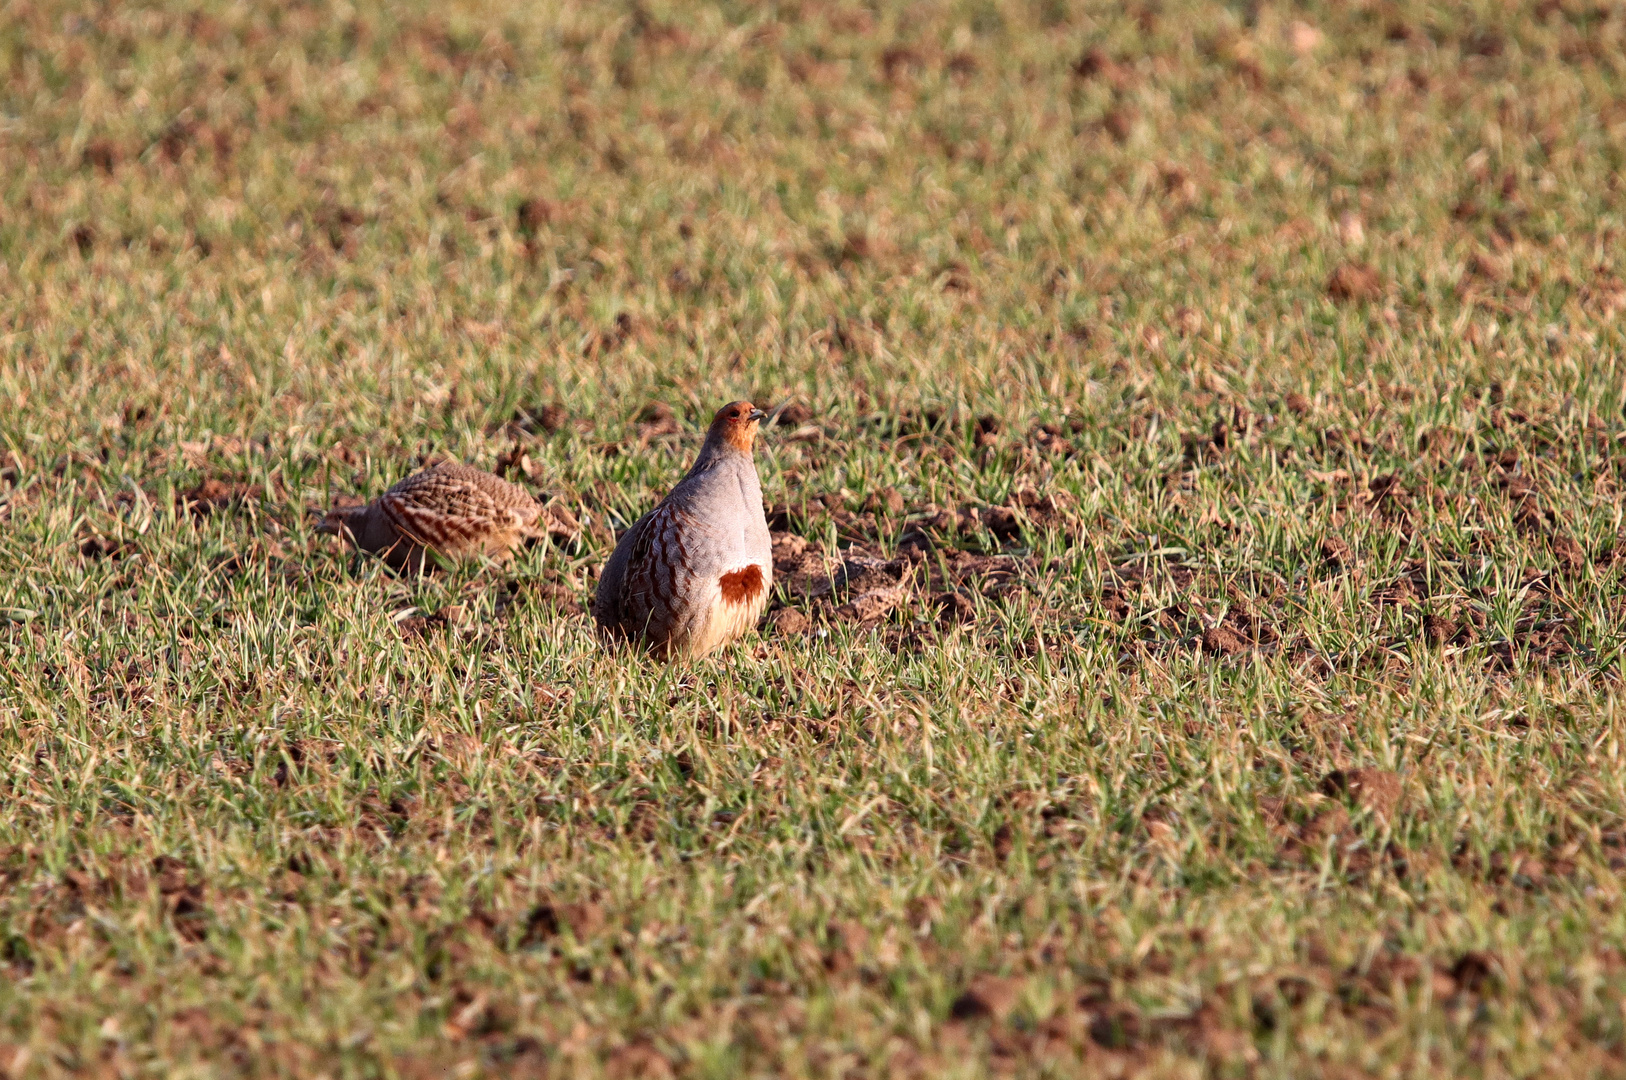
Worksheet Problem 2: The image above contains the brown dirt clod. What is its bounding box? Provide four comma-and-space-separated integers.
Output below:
770, 532, 810, 570
80, 536, 137, 559
1299, 804, 1352, 846
635, 402, 680, 441
397, 612, 450, 639
836, 586, 905, 625
515, 198, 554, 235
510, 403, 570, 435
1326, 262, 1384, 302
775, 400, 814, 426
1550, 534, 1586, 574
179, 478, 247, 515
1448, 951, 1501, 996
897, 530, 933, 562
1317, 537, 1352, 567
950, 974, 1024, 1022
1320, 768, 1403, 821
865, 487, 905, 516
605, 1042, 674, 1080
1201, 625, 1249, 656
1073, 47, 1127, 85
769, 608, 811, 636
935, 591, 975, 626
1422, 613, 1458, 646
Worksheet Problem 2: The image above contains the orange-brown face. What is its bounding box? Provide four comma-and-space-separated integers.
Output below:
712, 400, 766, 451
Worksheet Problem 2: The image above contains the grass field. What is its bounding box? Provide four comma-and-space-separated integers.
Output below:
3, 0, 1626, 1075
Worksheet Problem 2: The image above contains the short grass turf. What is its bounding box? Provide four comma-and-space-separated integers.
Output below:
4, 0, 1626, 1075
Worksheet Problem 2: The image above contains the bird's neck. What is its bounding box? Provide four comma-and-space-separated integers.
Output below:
685, 437, 751, 478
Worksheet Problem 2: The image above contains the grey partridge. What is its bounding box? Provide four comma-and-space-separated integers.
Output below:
593, 401, 773, 659
318, 462, 541, 572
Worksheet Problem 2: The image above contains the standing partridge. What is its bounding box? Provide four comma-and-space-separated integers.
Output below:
318, 462, 542, 572
593, 401, 773, 659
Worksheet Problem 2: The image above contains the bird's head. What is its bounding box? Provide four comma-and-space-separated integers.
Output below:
709, 400, 768, 453
314, 500, 367, 538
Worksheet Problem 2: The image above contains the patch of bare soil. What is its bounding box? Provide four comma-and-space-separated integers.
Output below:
758, 508, 1044, 637
1326, 262, 1385, 302
766, 485, 1067, 549
79, 535, 138, 559
178, 477, 266, 516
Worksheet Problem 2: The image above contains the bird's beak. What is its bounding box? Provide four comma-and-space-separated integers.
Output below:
747, 408, 768, 424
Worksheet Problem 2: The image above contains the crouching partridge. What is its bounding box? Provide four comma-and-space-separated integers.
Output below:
594, 401, 773, 659
318, 462, 542, 572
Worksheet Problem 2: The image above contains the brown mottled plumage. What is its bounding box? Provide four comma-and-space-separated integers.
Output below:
318, 462, 541, 572
593, 402, 773, 659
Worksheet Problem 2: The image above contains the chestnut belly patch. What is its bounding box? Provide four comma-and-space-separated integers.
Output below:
718, 564, 766, 606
